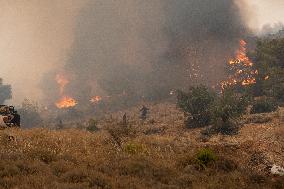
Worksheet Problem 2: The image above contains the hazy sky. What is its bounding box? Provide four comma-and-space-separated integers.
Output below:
0, 0, 85, 104
245, 0, 284, 30
0, 0, 283, 105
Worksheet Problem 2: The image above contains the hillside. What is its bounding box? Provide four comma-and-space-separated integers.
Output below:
0, 103, 283, 189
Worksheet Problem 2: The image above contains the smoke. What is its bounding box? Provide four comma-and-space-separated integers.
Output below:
2, 0, 283, 107
154, 0, 248, 89
0, 0, 85, 105
239, 0, 284, 34
42, 0, 248, 107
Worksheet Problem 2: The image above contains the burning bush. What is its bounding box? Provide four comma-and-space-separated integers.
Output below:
177, 86, 215, 128
221, 40, 258, 92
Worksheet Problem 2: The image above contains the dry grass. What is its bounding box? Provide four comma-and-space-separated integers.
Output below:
0, 103, 283, 189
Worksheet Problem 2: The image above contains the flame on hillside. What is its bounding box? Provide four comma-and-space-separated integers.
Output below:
241, 78, 256, 86
229, 40, 253, 67
221, 39, 257, 90
55, 73, 77, 109
56, 96, 77, 108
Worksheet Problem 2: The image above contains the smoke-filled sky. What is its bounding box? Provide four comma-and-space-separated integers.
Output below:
246, 0, 284, 32
0, 0, 283, 105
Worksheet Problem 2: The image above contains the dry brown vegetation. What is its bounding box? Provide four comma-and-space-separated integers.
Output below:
0, 103, 283, 189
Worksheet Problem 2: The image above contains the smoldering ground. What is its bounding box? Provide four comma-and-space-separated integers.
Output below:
41, 0, 249, 109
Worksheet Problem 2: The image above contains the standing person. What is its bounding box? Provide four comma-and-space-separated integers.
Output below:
140, 105, 149, 120
122, 113, 127, 125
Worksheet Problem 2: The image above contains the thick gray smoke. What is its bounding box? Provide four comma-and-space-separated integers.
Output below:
42, 0, 249, 107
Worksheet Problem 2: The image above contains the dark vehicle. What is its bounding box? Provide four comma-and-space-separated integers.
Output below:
0, 105, 20, 127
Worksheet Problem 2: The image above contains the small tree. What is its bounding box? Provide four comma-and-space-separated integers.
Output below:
211, 89, 249, 135
178, 86, 249, 135
251, 97, 278, 114
86, 118, 99, 132
177, 85, 216, 128
252, 38, 284, 103
195, 148, 217, 169
18, 99, 42, 128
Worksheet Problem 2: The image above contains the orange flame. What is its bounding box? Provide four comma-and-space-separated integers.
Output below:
235, 40, 253, 67
55, 73, 77, 108
241, 78, 256, 86
221, 39, 258, 90
56, 96, 77, 109
90, 96, 102, 103
221, 79, 237, 90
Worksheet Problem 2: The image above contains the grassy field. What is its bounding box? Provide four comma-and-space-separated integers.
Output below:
0, 103, 283, 189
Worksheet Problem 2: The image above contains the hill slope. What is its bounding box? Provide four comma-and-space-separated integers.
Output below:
0, 103, 283, 189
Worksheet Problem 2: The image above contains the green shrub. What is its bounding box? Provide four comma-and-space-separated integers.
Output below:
250, 98, 278, 114
252, 38, 284, 103
195, 148, 217, 169
123, 142, 147, 155
177, 85, 216, 128
213, 90, 249, 121
177, 86, 249, 135
212, 118, 239, 135
86, 119, 99, 132
211, 89, 249, 135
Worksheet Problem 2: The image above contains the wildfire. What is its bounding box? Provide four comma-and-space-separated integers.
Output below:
55, 73, 77, 109
241, 78, 256, 86
56, 96, 77, 109
90, 96, 102, 103
234, 40, 253, 67
221, 39, 258, 90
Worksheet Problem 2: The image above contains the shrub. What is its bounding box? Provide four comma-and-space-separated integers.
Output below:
212, 118, 239, 135
177, 86, 249, 135
252, 38, 284, 103
213, 90, 249, 122
177, 85, 216, 128
245, 114, 273, 124
250, 98, 278, 114
18, 99, 43, 128
123, 142, 148, 155
211, 89, 249, 135
215, 158, 238, 172
105, 122, 137, 148
195, 148, 217, 169
86, 119, 99, 132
